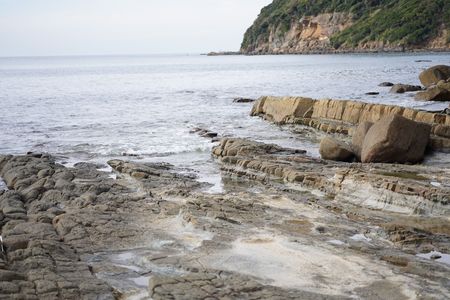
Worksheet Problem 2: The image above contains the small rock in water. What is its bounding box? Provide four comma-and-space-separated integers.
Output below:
190, 126, 220, 140
121, 153, 139, 157
365, 92, 380, 95
378, 82, 394, 87
431, 253, 442, 260
390, 84, 422, 93
233, 97, 256, 103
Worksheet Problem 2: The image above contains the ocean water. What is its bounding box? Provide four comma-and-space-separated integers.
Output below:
1, 53, 449, 188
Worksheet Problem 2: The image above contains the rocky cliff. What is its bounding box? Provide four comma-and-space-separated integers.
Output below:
241, 0, 450, 54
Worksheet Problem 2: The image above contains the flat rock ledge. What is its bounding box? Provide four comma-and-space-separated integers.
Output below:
251, 96, 450, 151
212, 138, 449, 215
1, 153, 450, 299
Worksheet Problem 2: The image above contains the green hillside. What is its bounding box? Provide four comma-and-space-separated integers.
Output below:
241, 0, 450, 52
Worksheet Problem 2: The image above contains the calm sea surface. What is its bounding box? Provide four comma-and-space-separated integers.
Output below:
1, 53, 449, 189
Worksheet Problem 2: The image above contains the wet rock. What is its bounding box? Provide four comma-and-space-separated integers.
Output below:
419, 65, 450, 87
378, 82, 394, 87
430, 253, 442, 260
365, 92, 379, 95
190, 127, 219, 140
351, 121, 373, 160
361, 115, 431, 163
389, 84, 422, 94
319, 137, 354, 162
233, 97, 256, 103
415, 85, 450, 101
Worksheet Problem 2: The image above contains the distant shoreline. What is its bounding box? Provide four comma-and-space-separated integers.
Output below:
207, 48, 450, 56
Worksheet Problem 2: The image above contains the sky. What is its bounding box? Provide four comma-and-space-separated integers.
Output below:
0, 0, 272, 57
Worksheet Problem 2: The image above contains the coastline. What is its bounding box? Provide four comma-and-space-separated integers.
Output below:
1, 95, 450, 299
1, 53, 450, 299
208, 48, 450, 56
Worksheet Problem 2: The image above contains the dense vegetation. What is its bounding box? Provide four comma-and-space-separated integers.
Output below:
241, 0, 450, 51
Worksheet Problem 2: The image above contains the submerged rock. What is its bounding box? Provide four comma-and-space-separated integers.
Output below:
419, 65, 450, 87
378, 82, 394, 87
233, 97, 256, 103
361, 115, 431, 163
389, 84, 422, 93
319, 137, 354, 162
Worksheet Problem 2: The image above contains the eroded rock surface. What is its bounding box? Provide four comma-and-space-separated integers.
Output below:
0, 151, 449, 299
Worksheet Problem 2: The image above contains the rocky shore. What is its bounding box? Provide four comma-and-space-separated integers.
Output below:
1, 139, 450, 299
1, 64, 450, 299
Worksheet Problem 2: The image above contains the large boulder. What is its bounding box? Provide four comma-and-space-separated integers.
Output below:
419, 65, 450, 88
415, 86, 450, 101
351, 121, 373, 160
319, 137, 354, 162
389, 84, 422, 94
361, 115, 431, 164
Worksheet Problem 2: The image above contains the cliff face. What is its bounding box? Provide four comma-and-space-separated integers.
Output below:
256, 12, 353, 54
241, 0, 450, 54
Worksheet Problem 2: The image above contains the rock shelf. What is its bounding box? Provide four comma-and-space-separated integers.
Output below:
250, 96, 450, 151
0, 147, 449, 299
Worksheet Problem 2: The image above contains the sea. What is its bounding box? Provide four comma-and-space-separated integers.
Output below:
1, 53, 449, 191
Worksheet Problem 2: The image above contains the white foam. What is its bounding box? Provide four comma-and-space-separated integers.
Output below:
350, 234, 372, 242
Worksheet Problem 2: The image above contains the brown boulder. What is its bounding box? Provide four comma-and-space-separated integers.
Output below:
415, 86, 450, 101
319, 137, 354, 162
389, 84, 422, 94
419, 65, 450, 88
351, 121, 373, 160
361, 115, 431, 164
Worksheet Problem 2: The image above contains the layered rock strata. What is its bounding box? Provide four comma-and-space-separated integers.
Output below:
212, 138, 449, 215
251, 96, 450, 151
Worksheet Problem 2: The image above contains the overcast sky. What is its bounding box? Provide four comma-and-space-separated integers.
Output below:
0, 0, 272, 57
